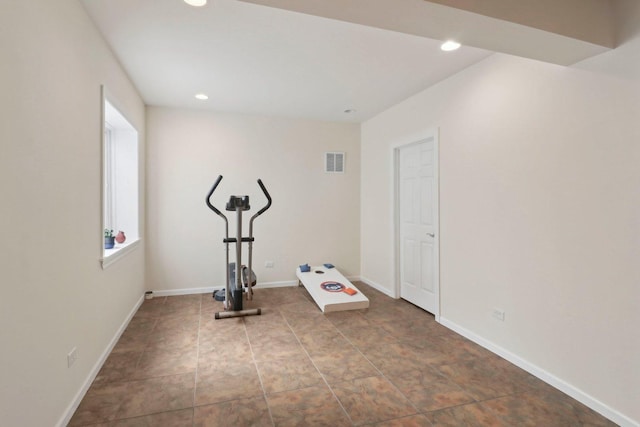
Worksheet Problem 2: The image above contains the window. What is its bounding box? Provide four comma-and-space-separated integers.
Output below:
102, 90, 140, 268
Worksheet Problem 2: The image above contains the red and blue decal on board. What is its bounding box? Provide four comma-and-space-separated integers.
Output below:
320, 281, 346, 292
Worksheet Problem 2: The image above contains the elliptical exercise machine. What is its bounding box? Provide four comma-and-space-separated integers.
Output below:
206, 175, 272, 319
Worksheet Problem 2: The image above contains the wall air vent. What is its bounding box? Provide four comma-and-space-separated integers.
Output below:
325, 152, 345, 173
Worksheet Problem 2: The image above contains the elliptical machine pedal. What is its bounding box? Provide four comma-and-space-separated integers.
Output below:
213, 289, 225, 302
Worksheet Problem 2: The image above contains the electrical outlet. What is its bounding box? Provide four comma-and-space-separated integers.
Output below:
265, 261, 274, 268
492, 308, 505, 321
67, 347, 78, 368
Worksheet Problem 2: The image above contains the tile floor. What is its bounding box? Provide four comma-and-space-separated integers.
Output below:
69, 283, 617, 426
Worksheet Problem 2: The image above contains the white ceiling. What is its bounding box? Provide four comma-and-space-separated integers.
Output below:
82, 0, 623, 123
81, 0, 493, 122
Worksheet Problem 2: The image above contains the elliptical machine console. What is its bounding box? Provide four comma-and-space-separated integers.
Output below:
206, 175, 272, 319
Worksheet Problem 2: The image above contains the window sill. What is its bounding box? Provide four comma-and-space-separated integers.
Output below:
101, 238, 141, 269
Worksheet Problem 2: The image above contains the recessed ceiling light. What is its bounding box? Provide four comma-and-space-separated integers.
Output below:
441, 40, 461, 52
184, 0, 207, 7
195, 93, 209, 100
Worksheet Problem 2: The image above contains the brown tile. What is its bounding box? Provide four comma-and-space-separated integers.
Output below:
444, 334, 494, 359
297, 329, 355, 357
134, 346, 197, 379
194, 396, 272, 427
340, 324, 396, 349
332, 376, 417, 425
244, 314, 293, 340
397, 343, 453, 370
198, 331, 249, 352
436, 357, 537, 401
247, 324, 292, 342
267, 385, 351, 426
243, 307, 286, 323
68, 382, 129, 426
310, 348, 379, 384
249, 332, 307, 362
133, 298, 167, 319
403, 333, 493, 365
256, 355, 323, 393
390, 367, 475, 412
355, 284, 388, 301
93, 350, 142, 384
483, 387, 617, 427
164, 304, 201, 317
573, 405, 619, 425
427, 402, 508, 427
123, 317, 157, 336
195, 363, 263, 406
278, 300, 321, 314
199, 315, 245, 336
373, 414, 433, 426
165, 294, 202, 306
145, 328, 199, 351
481, 392, 567, 427
324, 310, 373, 329
198, 342, 253, 373
393, 300, 434, 318
361, 304, 414, 324
153, 313, 200, 334
116, 373, 195, 419
376, 315, 445, 341
197, 354, 247, 378
199, 294, 221, 315
164, 295, 202, 312
360, 342, 432, 376
493, 355, 542, 390
282, 311, 336, 335
253, 287, 308, 306
72, 285, 615, 427
111, 330, 150, 353
110, 408, 193, 426
279, 305, 320, 319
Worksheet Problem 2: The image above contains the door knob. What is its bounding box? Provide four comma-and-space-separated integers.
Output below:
427, 233, 435, 237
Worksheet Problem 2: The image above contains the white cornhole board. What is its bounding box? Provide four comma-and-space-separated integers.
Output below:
296, 265, 369, 313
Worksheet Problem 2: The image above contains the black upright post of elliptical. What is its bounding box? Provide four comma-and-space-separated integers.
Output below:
206, 176, 230, 305
247, 180, 272, 301
225, 195, 250, 311
206, 175, 272, 319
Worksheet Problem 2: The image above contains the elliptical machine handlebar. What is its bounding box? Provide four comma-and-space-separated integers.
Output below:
206, 175, 226, 219
252, 179, 272, 222
206, 175, 271, 222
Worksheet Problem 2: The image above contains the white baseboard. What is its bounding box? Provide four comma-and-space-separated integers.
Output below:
358, 275, 396, 298
259, 280, 298, 288
439, 317, 638, 427
151, 287, 217, 297
150, 280, 299, 297
56, 294, 144, 427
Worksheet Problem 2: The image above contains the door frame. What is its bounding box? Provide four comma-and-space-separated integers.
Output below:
392, 128, 441, 320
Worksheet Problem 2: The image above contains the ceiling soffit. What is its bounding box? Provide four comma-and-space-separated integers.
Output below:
238, 0, 615, 65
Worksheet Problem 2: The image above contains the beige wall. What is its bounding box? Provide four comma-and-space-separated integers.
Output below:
0, 1, 146, 425
361, 52, 640, 425
146, 107, 360, 293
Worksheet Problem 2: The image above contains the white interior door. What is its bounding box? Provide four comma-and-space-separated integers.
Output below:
398, 138, 439, 316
